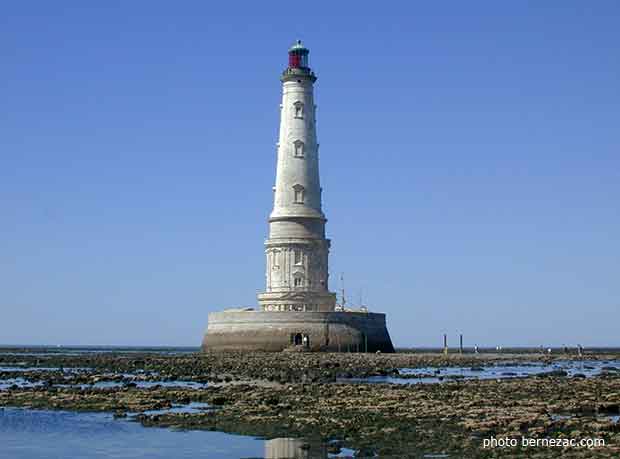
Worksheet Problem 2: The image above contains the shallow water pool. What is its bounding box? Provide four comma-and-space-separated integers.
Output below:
342, 360, 619, 384
0, 408, 360, 458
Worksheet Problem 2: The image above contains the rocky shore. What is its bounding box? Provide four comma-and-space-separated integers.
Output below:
1, 350, 619, 458
0, 349, 611, 384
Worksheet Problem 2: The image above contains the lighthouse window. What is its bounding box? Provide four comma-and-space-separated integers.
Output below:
293, 101, 304, 119
294, 250, 302, 265
294, 277, 303, 287
293, 140, 305, 158
293, 184, 305, 204
272, 251, 278, 268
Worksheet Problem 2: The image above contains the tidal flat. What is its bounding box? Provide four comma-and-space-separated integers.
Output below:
1, 348, 619, 458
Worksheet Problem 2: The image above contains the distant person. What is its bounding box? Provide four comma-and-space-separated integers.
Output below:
547, 348, 552, 354
474, 345, 479, 354
578, 344, 583, 357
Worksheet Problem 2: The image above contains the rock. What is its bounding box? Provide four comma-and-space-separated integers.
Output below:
537, 370, 567, 378
598, 403, 620, 415
211, 396, 227, 405
326, 444, 342, 454
575, 404, 596, 415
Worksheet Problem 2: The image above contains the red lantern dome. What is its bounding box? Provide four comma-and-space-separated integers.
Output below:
288, 40, 310, 69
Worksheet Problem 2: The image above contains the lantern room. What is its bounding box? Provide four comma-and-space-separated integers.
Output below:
288, 40, 310, 69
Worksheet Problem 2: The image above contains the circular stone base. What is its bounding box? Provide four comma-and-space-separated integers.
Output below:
202, 310, 394, 353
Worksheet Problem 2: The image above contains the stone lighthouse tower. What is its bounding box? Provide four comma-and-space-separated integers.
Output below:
202, 41, 394, 353
257, 40, 337, 313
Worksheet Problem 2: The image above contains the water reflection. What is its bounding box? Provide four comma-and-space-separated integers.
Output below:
0, 408, 358, 459
265, 437, 358, 458
265, 438, 331, 458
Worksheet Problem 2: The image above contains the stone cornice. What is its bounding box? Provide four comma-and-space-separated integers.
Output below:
281, 68, 317, 83
264, 238, 331, 248
269, 210, 326, 222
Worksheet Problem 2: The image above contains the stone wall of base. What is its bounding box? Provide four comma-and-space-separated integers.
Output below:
201, 311, 395, 353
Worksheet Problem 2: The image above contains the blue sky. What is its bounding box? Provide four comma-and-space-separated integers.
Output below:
2, 1, 618, 347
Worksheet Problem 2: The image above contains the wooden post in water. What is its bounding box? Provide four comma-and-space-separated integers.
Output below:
459, 334, 463, 354
443, 334, 448, 355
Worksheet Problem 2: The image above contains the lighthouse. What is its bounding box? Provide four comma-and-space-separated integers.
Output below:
202, 42, 394, 353
257, 40, 337, 313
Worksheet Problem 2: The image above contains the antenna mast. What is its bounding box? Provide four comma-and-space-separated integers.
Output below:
340, 273, 346, 309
